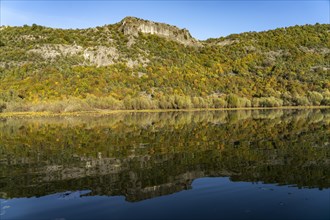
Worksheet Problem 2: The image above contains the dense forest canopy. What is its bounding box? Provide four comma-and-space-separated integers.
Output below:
0, 18, 329, 112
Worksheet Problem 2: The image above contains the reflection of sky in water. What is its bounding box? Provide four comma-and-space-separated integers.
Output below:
0, 200, 10, 216
1, 178, 329, 220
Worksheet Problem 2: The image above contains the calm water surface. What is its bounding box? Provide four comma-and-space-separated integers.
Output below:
0, 109, 329, 219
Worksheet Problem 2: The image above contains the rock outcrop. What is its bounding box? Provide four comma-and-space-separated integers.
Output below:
119, 16, 200, 46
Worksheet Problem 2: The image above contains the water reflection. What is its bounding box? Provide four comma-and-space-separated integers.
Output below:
0, 109, 329, 201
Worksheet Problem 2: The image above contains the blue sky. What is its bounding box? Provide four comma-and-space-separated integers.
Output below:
0, 0, 329, 40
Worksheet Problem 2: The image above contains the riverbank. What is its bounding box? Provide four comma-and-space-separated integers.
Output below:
1, 106, 329, 119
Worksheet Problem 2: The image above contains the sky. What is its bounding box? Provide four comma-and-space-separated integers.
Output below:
0, 0, 329, 40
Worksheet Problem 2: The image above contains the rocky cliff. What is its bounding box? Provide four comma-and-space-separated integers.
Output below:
119, 16, 200, 46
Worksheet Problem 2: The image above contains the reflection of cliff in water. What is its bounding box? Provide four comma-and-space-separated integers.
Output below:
0, 109, 329, 201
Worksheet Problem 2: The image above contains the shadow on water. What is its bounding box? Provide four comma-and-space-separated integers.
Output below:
0, 109, 329, 202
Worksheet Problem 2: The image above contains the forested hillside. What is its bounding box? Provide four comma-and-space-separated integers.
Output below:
0, 17, 329, 112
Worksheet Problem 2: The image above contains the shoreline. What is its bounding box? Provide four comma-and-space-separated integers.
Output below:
0, 106, 329, 119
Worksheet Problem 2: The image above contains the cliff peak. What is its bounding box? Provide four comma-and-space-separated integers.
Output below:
119, 16, 200, 46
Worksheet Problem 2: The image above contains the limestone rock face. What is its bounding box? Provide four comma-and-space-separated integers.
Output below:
119, 16, 200, 46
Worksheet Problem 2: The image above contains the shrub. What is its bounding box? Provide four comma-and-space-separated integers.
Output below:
240, 97, 252, 107
192, 97, 209, 108
308, 91, 323, 106
5, 101, 31, 112
321, 97, 330, 106
293, 96, 310, 106
256, 97, 283, 107
174, 95, 192, 109
226, 94, 251, 108
158, 96, 174, 109
44, 101, 66, 113
0, 101, 6, 112
124, 96, 156, 110
280, 92, 293, 106
63, 98, 91, 112
252, 98, 260, 107
86, 94, 123, 110
31, 98, 92, 113
226, 94, 240, 108
212, 97, 227, 108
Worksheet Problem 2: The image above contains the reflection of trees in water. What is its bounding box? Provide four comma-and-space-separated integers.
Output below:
0, 109, 329, 200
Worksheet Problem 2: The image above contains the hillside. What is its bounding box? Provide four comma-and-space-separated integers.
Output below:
0, 17, 329, 112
